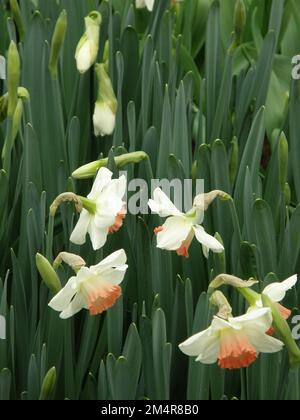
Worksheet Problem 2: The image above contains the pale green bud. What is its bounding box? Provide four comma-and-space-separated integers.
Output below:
39, 367, 56, 400
72, 151, 148, 179
234, 0, 246, 45
36, 253, 62, 294
49, 10, 67, 79
9, 0, 24, 41
7, 41, 20, 118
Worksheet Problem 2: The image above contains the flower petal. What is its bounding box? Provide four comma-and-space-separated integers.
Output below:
88, 167, 113, 199
48, 277, 77, 312
246, 330, 284, 353
59, 293, 86, 319
156, 216, 192, 250
229, 308, 273, 333
90, 250, 128, 285
180, 328, 220, 364
70, 209, 91, 245
193, 225, 224, 254
93, 249, 127, 270
88, 221, 108, 251
93, 102, 116, 137
148, 188, 182, 217
263, 275, 298, 302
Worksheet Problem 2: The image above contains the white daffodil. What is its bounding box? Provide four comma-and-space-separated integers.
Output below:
49, 250, 128, 319
136, 0, 155, 11
93, 64, 117, 137
179, 308, 284, 369
250, 275, 298, 322
75, 11, 102, 74
70, 167, 127, 251
148, 188, 224, 258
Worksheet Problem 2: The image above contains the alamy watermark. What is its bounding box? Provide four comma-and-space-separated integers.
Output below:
0, 315, 5, 340
121, 173, 204, 219
292, 55, 300, 80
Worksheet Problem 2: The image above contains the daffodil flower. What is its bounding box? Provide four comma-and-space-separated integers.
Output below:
75, 11, 101, 74
148, 188, 224, 258
48, 249, 128, 319
179, 308, 284, 369
70, 167, 126, 250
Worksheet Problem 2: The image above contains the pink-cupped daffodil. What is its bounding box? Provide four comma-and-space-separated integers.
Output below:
179, 307, 284, 369
148, 188, 226, 258
209, 274, 298, 334
70, 167, 127, 251
49, 249, 128, 319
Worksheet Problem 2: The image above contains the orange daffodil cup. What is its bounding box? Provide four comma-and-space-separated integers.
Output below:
70, 167, 127, 251
148, 188, 229, 258
48, 250, 128, 319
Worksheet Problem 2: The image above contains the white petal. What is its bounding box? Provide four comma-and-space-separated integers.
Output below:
90, 250, 128, 284
88, 221, 108, 250
148, 188, 182, 217
93, 102, 116, 137
156, 216, 193, 250
88, 167, 113, 199
202, 245, 209, 259
193, 225, 224, 254
179, 328, 220, 364
48, 277, 77, 312
246, 330, 284, 353
229, 308, 273, 333
145, 0, 155, 11
136, 0, 146, 9
263, 275, 298, 302
94, 249, 127, 270
70, 210, 91, 245
103, 175, 127, 200
76, 41, 92, 74
59, 293, 86, 319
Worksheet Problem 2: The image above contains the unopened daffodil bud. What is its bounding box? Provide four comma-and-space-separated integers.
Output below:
234, 0, 246, 45
9, 0, 24, 41
72, 151, 148, 179
49, 9, 67, 79
208, 274, 258, 294
210, 291, 232, 320
7, 41, 20, 118
36, 253, 62, 294
75, 11, 101, 74
93, 63, 117, 137
39, 367, 56, 400
53, 252, 86, 272
193, 190, 231, 212
0, 94, 8, 122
